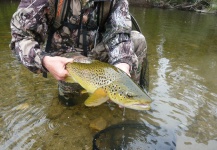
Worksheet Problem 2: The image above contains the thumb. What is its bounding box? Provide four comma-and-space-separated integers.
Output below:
63, 58, 74, 64
67, 58, 74, 63
61, 58, 74, 69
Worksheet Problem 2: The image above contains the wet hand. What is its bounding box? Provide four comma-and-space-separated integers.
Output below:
114, 63, 131, 77
42, 56, 73, 80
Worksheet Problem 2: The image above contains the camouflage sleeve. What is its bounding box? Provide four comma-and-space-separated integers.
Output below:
10, 0, 49, 73
102, 0, 133, 67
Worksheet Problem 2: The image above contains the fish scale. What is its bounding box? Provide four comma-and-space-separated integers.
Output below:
65, 59, 152, 110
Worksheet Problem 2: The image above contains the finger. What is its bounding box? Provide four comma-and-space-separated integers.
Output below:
64, 58, 74, 65
67, 58, 74, 63
56, 71, 68, 81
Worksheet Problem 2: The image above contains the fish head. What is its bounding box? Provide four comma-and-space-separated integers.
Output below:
107, 82, 153, 111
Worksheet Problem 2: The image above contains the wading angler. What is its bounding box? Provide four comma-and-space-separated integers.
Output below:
10, 0, 151, 109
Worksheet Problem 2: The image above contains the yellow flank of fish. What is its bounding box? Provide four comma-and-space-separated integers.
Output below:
65, 58, 152, 110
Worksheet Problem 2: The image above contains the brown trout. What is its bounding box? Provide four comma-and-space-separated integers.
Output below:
65, 58, 152, 110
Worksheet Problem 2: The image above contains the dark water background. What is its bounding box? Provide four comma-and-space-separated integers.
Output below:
0, 1, 217, 150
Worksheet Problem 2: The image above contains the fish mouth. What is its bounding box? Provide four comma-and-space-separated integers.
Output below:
118, 103, 151, 110
131, 103, 151, 110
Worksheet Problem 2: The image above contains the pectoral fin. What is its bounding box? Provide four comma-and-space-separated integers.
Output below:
84, 88, 109, 106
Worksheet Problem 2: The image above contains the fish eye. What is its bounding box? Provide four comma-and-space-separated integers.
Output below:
126, 92, 136, 98
126, 94, 132, 98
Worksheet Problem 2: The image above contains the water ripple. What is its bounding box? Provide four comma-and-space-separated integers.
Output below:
0, 104, 47, 150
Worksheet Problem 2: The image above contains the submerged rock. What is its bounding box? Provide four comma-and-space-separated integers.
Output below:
16, 103, 30, 110
89, 117, 107, 131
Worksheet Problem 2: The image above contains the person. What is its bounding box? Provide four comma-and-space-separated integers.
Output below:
10, 0, 148, 106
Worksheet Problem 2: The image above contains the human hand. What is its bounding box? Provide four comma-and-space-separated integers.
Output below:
114, 63, 131, 77
42, 56, 73, 80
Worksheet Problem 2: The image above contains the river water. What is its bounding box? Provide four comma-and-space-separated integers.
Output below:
0, 1, 217, 150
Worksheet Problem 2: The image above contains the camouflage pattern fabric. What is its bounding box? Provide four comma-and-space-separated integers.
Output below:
10, 0, 132, 73
10, 0, 148, 104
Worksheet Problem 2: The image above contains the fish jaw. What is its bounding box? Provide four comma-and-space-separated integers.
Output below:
116, 101, 151, 111
126, 103, 151, 110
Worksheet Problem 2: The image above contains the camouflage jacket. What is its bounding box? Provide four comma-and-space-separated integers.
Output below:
10, 0, 132, 74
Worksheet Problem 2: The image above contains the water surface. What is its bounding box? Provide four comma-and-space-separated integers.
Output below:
0, 2, 217, 150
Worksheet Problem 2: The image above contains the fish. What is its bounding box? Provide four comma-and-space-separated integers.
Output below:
65, 57, 152, 110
